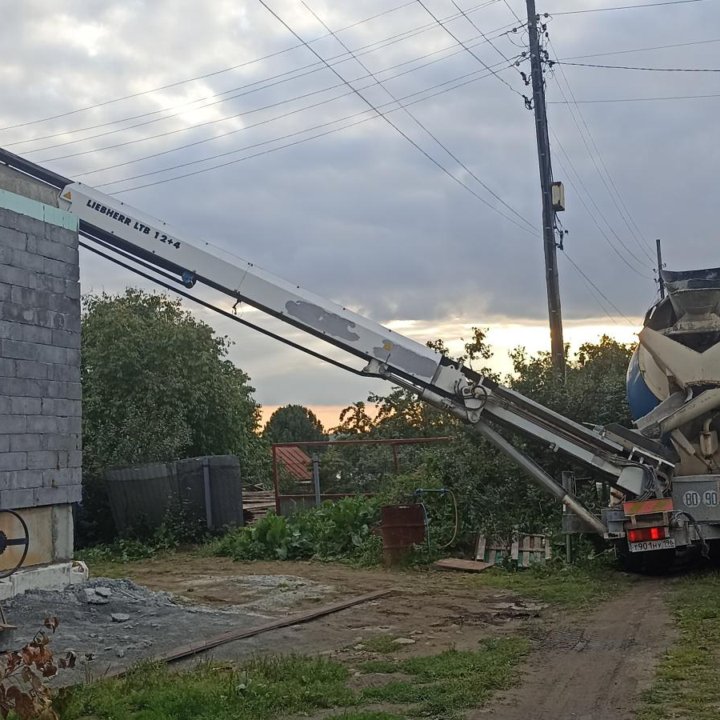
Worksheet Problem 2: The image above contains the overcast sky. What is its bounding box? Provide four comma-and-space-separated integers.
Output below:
1, 0, 719, 426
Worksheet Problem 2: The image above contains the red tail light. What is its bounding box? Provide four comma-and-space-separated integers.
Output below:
628, 526, 668, 543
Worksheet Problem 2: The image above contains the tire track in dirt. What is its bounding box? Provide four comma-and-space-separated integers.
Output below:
477, 578, 675, 720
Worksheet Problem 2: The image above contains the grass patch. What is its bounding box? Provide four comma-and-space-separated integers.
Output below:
637, 570, 720, 720
56, 638, 529, 720
360, 637, 530, 718
56, 656, 356, 720
324, 714, 404, 720
469, 557, 631, 608
360, 635, 402, 654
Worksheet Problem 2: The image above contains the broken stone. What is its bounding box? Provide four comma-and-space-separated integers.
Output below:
111, 613, 130, 623
95, 587, 112, 599
115, 647, 126, 658
82, 589, 109, 605
353, 644, 365, 651
392, 637, 416, 645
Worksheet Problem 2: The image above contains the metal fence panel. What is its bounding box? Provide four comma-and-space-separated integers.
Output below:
106, 455, 243, 534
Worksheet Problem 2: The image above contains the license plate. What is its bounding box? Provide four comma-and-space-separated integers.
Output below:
628, 538, 676, 553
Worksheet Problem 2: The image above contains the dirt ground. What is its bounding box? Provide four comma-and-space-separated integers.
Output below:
84, 554, 675, 719
477, 578, 674, 720
99, 556, 540, 663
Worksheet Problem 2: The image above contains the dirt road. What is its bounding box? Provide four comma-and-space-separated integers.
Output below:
479, 578, 674, 720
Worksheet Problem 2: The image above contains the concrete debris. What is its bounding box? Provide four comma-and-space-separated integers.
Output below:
4, 578, 268, 686
81, 588, 109, 605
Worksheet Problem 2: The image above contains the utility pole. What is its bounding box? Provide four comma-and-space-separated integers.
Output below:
526, 0, 564, 371
656, 238, 665, 299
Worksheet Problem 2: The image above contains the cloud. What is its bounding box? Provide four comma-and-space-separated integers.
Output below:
4, 0, 720, 410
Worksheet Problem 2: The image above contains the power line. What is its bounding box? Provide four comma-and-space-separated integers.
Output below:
548, 42, 656, 264
93, 63, 517, 187
73, 56, 520, 179
256, 0, 533, 233
109, 7, 532, 233
466, 4, 647, 319
555, 60, 720, 72
450, 0, 515, 64
560, 250, 633, 324
503, 0, 524, 23
300, 0, 535, 231
464, 7, 652, 300
559, 36, 720, 60
33, 26, 519, 161
105, 61, 530, 222
19, 15, 519, 154
548, 91, 720, 103
548, 0, 708, 15
551, 134, 652, 278
415, 0, 525, 97
0, 0, 428, 133
1, 0, 507, 135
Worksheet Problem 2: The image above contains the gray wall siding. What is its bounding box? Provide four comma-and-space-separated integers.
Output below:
0, 204, 82, 509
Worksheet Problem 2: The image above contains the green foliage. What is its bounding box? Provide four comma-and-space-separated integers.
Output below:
360, 638, 530, 718
209, 497, 382, 564
56, 656, 355, 720
77, 502, 209, 564
80, 289, 267, 544
332, 334, 635, 543
509, 335, 633, 427
263, 404, 326, 444
637, 571, 720, 720
76, 538, 160, 565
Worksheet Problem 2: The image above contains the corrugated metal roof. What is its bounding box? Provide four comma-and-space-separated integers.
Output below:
275, 446, 312, 480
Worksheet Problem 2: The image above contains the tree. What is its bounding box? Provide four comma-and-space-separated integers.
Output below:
263, 405, 326, 444
332, 401, 374, 436
80, 289, 266, 542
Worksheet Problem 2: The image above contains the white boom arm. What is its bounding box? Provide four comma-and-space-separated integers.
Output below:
0, 149, 675, 534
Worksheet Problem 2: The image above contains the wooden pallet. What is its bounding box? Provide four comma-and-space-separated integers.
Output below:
511, 533, 552, 568
475, 532, 551, 568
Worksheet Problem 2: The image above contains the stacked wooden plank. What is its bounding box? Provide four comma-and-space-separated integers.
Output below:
242, 490, 276, 524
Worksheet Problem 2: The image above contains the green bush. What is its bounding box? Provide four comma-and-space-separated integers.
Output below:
209, 497, 382, 564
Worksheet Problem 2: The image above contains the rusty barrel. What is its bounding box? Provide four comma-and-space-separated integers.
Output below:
380, 504, 426, 566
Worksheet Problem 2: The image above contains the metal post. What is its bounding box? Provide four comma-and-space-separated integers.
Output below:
561, 470, 574, 563
656, 238, 665, 299
312, 453, 321, 507
526, 0, 564, 372
391, 444, 399, 474
202, 457, 213, 530
272, 444, 281, 515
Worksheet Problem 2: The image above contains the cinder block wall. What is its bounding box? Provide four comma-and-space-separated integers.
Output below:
0, 189, 82, 572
